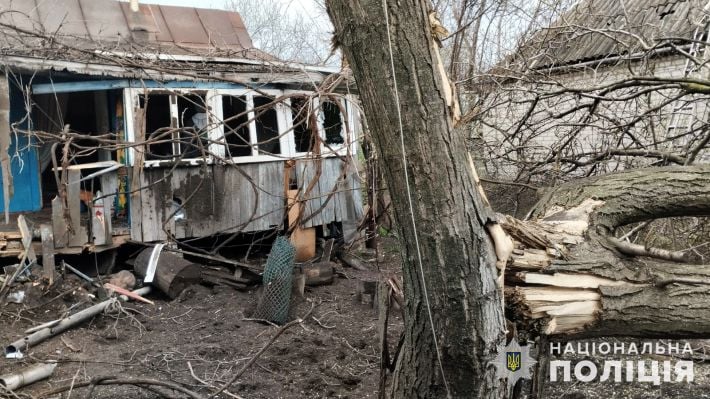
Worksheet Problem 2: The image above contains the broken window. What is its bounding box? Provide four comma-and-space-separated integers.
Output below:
222, 95, 251, 157
322, 99, 345, 145
291, 96, 315, 153
176, 93, 208, 158
253, 96, 281, 155
141, 93, 174, 160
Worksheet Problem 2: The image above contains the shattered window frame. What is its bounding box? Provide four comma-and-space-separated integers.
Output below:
124, 88, 357, 167
126, 88, 220, 167
213, 88, 290, 163
286, 91, 353, 158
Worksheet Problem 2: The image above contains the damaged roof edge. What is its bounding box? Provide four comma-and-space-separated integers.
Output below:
0, 55, 337, 88
96, 50, 341, 74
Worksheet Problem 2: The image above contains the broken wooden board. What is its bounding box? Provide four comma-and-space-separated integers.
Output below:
17, 215, 36, 263
51, 196, 68, 248
0, 75, 11, 225
40, 224, 55, 285
287, 189, 316, 262
67, 170, 87, 247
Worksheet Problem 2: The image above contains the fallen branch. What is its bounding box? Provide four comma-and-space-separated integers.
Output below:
5, 287, 151, 356
208, 302, 315, 398
37, 376, 205, 399
187, 362, 244, 399
608, 236, 689, 262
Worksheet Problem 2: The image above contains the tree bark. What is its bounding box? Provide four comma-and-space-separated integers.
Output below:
504, 165, 710, 338
327, 1, 505, 398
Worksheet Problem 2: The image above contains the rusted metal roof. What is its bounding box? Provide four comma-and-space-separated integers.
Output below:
0, 0, 265, 59
510, 0, 706, 69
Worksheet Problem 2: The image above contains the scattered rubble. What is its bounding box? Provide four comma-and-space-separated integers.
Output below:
0, 234, 404, 398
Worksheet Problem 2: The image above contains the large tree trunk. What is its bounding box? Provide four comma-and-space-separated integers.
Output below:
327, 0, 506, 398
504, 165, 710, 337
327, 0, 710, 397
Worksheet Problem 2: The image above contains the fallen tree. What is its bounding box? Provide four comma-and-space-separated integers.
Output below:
326, 0, 710, 397
504, 165, 710, 337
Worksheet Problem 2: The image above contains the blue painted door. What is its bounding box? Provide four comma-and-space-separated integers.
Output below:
0, 82, 41, 213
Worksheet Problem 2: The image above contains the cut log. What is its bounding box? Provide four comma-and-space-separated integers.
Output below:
301, 262, 335, 286
134, 248, 201, 299
338, 252, 369, 271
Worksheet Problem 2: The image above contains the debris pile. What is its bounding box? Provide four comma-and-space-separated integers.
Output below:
0, 230, 396, 397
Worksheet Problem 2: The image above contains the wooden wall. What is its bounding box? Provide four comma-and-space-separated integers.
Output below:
131, 157, 362, 242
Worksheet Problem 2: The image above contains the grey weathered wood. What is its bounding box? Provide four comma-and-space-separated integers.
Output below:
51, 196, 68, 248
17, 215, 36, 263
40, 224, 55, 284
129, 105, 146, 243
0, 75, 11, 225
100, 172, 117, 238
243, 163, 260, 231
136, 163, 285, 240
91, 203, 107, 245
67, 170, 86, 247
140, 171, 165, 242
319, 159, 335, 223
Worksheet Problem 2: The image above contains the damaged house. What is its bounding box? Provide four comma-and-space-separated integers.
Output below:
474, 0, 710, 181
0, 0, 363, 270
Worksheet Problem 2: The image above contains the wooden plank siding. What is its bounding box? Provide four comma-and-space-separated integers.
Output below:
130, 157, 363, 242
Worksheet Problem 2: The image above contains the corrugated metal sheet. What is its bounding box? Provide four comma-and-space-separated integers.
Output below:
0, 0, 256, 55
513, 0, 705, 69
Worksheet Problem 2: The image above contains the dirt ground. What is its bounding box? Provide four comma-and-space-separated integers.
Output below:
0, 240, 404, 399
3, 236, 710, 399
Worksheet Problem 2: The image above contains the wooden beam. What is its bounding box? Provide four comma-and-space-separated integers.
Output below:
0, 75, 12, 224
40, 224, 55, 285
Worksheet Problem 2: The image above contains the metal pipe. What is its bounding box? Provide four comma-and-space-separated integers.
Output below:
62, 262, 95, 285
5, 287, 151, 356
0, 363, 56, 390
77, 164, 121, 183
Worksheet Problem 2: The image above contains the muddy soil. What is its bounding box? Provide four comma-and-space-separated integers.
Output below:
0, 242, 404, 399
3, 236, 710, 399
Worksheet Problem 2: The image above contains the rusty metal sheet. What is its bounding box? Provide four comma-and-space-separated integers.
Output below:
35, 0, 88, 38
196, 8, 241, 47
118, 1, 158, 35
157, 5, 209, 46
0, 0, 41, 32
79, 0, 131, 41
1, 0, 254, 57
228, 12, 253, 49
145, 3, 174, 44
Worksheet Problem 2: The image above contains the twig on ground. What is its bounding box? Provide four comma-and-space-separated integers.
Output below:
312, 315, 336, 329
37, 376, 206, 399
208, 301, 315, 398
188, 362, 245, 399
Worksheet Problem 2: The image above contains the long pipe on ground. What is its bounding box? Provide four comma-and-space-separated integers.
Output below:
5, 287, 151, 356
0, 363, 56, 390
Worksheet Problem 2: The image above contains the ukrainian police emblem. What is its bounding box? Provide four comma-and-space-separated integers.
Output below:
506, 351, 521, 372
494, 339, 536, 389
